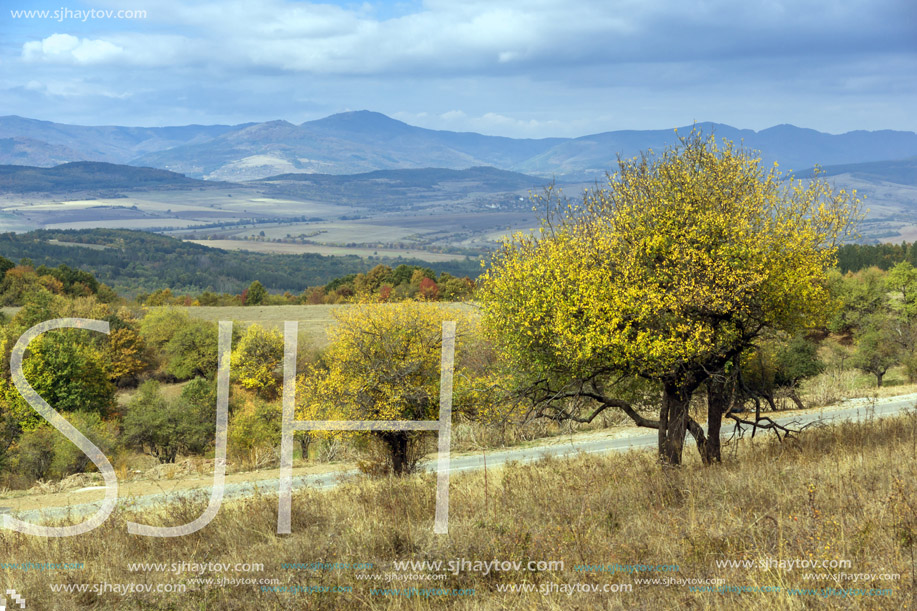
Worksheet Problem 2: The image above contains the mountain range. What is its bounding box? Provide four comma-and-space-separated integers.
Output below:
2, 111, 916, 183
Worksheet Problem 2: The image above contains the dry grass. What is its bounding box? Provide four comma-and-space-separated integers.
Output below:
801, 365, 917, 408
1, 410, 915, 609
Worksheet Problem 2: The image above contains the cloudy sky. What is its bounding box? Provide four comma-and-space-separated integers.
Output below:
1, 0, 915, 137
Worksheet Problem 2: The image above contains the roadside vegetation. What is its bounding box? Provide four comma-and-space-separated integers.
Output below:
1, 409, 914, 610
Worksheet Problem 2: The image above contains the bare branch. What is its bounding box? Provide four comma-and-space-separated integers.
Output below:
726, 413, 813, 443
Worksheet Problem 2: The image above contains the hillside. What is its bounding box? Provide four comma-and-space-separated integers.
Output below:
0, 228, 483, 295
793, 158, 917, 186
0, 115, 244, 165
514, 123, 917, 178
138, 114, 917, 181
0, 137, 86, 167
0, 161, 216, 193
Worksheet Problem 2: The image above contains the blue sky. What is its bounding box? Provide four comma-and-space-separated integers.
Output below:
1, 0, 915, 137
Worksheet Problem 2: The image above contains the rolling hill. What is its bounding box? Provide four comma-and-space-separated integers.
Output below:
2, 111, 916, 183
0, 162, 217, 193
793, 158, 917, 186
0, 228, 483, 295
132, 112, 566, 181
0, 115, 245, 165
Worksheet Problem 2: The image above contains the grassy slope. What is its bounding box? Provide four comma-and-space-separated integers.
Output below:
3, 411, 915, 609
182, 303, 477, 347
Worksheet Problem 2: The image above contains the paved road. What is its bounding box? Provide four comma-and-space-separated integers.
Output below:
8, 393, 915, 523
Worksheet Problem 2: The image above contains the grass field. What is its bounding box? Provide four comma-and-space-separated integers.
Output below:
2, 410, 914, 609
181, 303, 478, 347
183, 304, 346, 345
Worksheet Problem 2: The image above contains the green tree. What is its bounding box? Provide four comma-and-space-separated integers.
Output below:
0, 330, 115, 430
0, 266, 54, 307
244, 280, 268, 306
850, 320, 900, 387
122, 381, 213, 463
15, 411, 118, 481
828, 267, 888, 335
162, 321, 220, 381
227, 398, 281, 469
138, 307, 193, 368
0, 256, 14, 276
885, 262, 917, 381
886, 261, 917, 319
479, 132, 859, 465
740, 334, 824, 411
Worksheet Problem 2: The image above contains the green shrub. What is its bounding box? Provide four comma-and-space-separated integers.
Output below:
227, 398, 281, 470
15, 411, 118, 482
122, 381, 214, 463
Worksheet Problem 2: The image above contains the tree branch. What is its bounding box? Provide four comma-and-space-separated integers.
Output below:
726, 413, 812, 442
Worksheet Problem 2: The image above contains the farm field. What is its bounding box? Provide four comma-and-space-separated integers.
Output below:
182, 210, 539, 258
186, 239, 471, 262
0, 188, 351, 234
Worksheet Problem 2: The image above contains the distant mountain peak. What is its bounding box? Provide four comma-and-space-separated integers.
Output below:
304, 110, 413, 133
239, 119, 296, 130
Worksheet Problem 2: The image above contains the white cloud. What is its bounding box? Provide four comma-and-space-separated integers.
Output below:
17, 77, 131, 99
23, 34, 123, 65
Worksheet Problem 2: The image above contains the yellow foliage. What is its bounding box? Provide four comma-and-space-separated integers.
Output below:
231, 324, 284, 398
105, 327, 149, 382
479, 131, 862, 385
296, 301, 498, 434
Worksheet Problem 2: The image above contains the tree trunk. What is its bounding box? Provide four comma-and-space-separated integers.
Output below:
705, 377, 731, 464
296, 433, 311, 461
787, 389, 805, 411
659, 383, 692, 466
877, 371, 884, 387
382, 432, 410, 476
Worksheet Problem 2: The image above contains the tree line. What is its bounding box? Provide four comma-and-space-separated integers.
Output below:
0, 229, 482, 296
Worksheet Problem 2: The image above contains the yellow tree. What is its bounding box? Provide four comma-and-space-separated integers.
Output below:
297, 301, 489, 475
231, 324, 284, 398
479, 131, 860, 465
